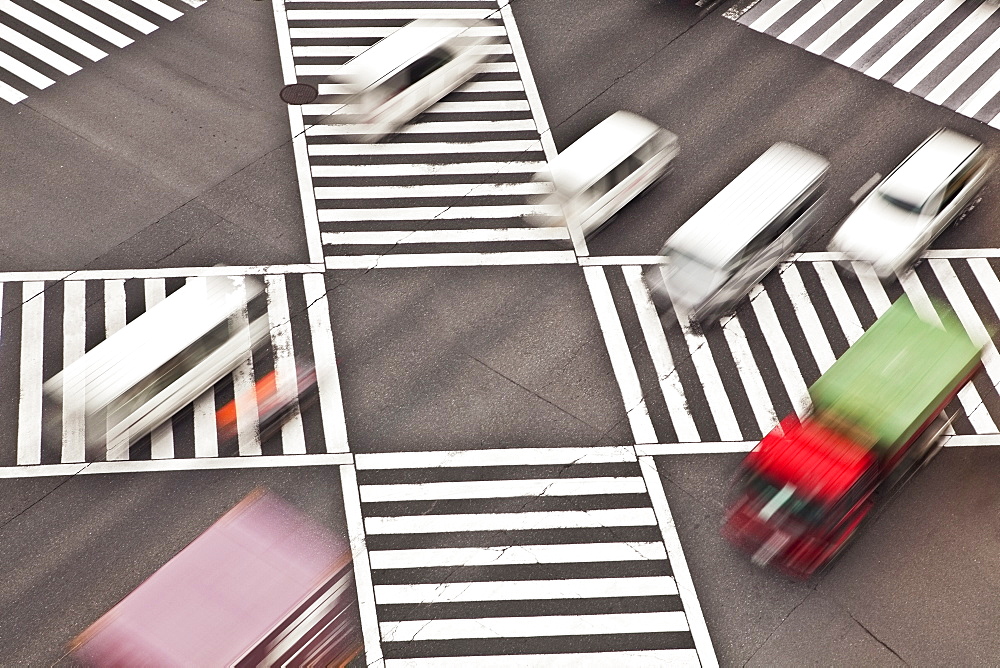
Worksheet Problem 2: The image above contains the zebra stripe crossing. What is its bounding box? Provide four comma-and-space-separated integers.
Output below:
0, 0, 203, 104
353, 445, 713, 666
728, 0, 1000, 125
601, 255, 1000, 447
0, 269, 346, 466
274, 0, 573, 266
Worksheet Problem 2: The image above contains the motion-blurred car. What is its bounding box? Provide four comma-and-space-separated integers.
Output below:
647, 142, 829, 325
527, 111, 679, 237
828, 128, 991, 279
325, 18, 498, 142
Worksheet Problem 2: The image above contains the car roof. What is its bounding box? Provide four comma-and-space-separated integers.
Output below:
336, 19, 476, 91
663, 142, 829, 268
548, 111, 672, 195
879, 128, 982, 206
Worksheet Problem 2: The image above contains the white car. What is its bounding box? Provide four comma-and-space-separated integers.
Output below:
828, 128, 991, 279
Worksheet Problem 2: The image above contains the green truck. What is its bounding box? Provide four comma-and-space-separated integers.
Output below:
723, 296, 984, 578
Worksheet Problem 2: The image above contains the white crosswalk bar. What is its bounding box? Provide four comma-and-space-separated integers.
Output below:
749, 283, 810, 417
317, 204, 559, 222
308, 140, 542, 155
0, 0, 107, 62
368, 542, 668, 569
322, 228, 568, 245
289, 26, 506, 39
781, 263, 836, 373
285, 9, 497, 20
0, 23, 81, 75
33, 0, 132, 48
292, 43, 511, 58
373, 576, 678, 604
305, 100, 529, 116
365, 508, 658, 534
325, 251, 576, 269
383, 650, 701, 668
379, 612, 688, 642
0, 50, 54, 90
354, 446, 636, 469
311, 160, 542, 177
359, 477, 647, 502
307, 119, 537, 135
314, 182, 551, 199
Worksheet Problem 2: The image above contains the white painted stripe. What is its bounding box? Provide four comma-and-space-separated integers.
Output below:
947, 434, 1000, 446
176, 0, 205, 8
796, 249, 1000, 261
62, 282, 86, 463
849, 172, 881, 204
322, 228, 567, 245
748, 285, 810, 417
0, 0, 106, 61
673, 301, 742, 440
380, 612, 688, 642
325, 251, 576, 269
290, 108, 324, 263
931, 259, 1000, 371
852, 262, 892, 315
318, 204, 559, 222
805, 0, 881, 55
640, 456, 719, 668
584, 266, 658, 444
126, 0, 181, 21
354, 446, 636, 469
266, 275, 307, 455
0, 264, 322, 284
285, 9, 495, 20
384, 650, 701, 668
0, 453, 354, 478
750, 0, 806, 32
865, 0, 961, 79
959, 63, 1000, 116
17, 283, 44, 466
308, 140, 541, 155
341, 465, 384, 667
899, 267, 996, 433
193, 389, 218, 458
314, 182, 550, 199
623, 266, 700, 442
365, 508, 658, 534
32, 0, 132, 48
577, 256, 667, 266
0, 77, 25, 103
308, 119, 537, 135
777, 0, 845, 45
374, 576, 677, 604
271, 0, 297, 85
104, 280, 128, 462
927, 22, 1000, 105
0, 24, 80, 75
814, 262, 865, 344
895, 3, 998, 92
963, 258, 1000, 428
145, 279, 175, 461
635, 441, 757, 455
311, 161, 542, 177
79, 0, 157, 33
292, 43, 510, 58
781, 263, 836, 373
359, 477, 646, 502
722, 313, 777, 436
369, 542, 668, 569
231, 285, 261, 456
0, 48, 54, 89
306, 99, 529, 117
459, 78, 525, 93
835, 0, 923, 67
316, 79, 524, 95
302, 274, 349, 453
289, 26, 505, 39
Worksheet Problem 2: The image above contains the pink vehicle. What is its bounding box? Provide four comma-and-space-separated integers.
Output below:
71, 490, 361, 667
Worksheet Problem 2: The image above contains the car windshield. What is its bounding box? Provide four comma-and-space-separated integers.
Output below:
879, 190, 924, 215
740, 472, 828, 526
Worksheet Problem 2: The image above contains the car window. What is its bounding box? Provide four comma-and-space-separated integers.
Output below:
942, 155, 982, 208
879, 191, 923, 215
407, 48, 453, 86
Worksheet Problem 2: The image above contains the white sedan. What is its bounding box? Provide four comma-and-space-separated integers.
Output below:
828, 128, 991, 279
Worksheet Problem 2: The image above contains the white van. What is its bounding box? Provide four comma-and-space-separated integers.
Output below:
326, 19, 497, 142
649, 142, 829, 325
529, 111, 680, 237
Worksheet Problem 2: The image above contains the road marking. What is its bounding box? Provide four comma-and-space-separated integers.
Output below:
311, 160, 542, 177
308, 140, 542, 156
266, 275, 307, 455
0, 0, 107, 61
721, 313, 777, 437
33, 0, 132, 48
62, 282, 86, 464
864, 0, 959, 79
748, 284, 810, 417
325, 251, 576, 269
368, 542, 667, 569
231, 282, 262, 457
17, 283, 43, 466
318, 204, 559, 223
364, 508, 658, 534
849, 173, 881, 204
359, 477, 647, 502
314, 182, 552, 199
781, 263, 836, 373
835, 0, 922, 68
145, 279, 175, 461
813, 262, 865, 344
0, 453, 354, 478
303, 273, 349, 453
639, 456, 719, 668
284, 8, 495, 20
322, 228, 568, 245
308, 119, 538, 135
80, 0, 158, 33
373, 576, 677, 604
340, 464, 384, 668
584, 266, 658, 444
380, 612, 689, 642
355, 445, 635, 469
383, 650, 701, 667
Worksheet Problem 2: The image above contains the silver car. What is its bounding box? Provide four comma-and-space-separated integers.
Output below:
828, 128, 991, 279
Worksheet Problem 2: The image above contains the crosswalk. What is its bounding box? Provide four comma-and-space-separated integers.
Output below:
598, 255, 1000, 446
0, 268, 347, 466
352, 445, 713, 666
273, 0, 575, 267
0, 0, 205, 104
728, 0, 1000, 125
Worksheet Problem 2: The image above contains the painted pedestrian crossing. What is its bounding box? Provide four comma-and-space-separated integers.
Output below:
0, 0, 205, 104
272, 0, 575, 267
598, 255, 1000, 448
727, 0, 1000, 126
0, 268, 347, 466
352, 445, 715, 667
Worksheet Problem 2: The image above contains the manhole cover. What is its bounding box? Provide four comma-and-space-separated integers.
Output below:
280, 83, 318, 105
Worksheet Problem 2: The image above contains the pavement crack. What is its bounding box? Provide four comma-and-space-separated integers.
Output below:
848, 609, 909, 665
